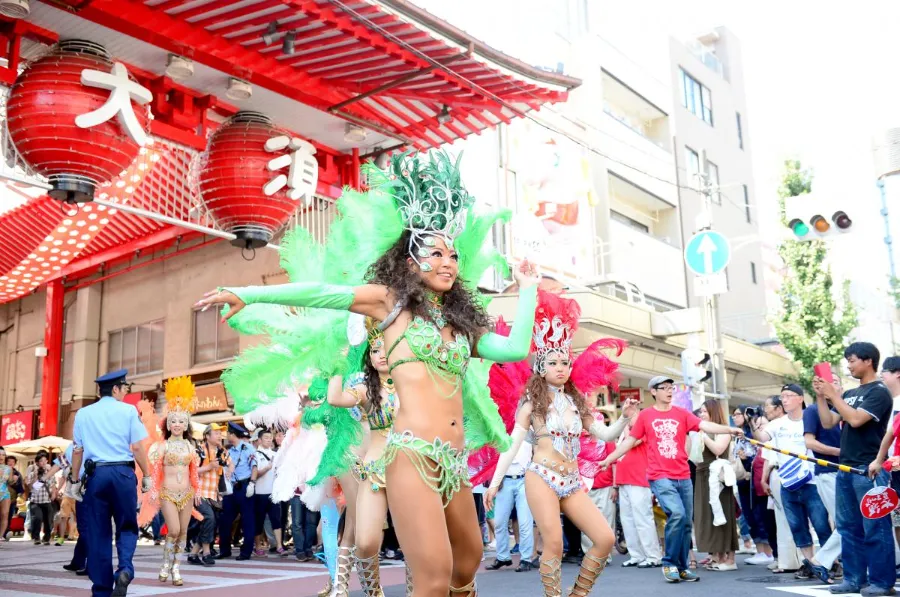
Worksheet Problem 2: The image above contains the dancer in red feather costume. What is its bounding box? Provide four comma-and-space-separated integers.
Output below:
478, 289, 637, 596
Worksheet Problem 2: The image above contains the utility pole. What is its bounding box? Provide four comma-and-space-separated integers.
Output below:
696, 151, 728, 402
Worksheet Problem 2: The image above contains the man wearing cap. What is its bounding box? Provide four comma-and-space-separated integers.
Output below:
188, 423, 232, 567
757, 384, 833, 583
600, 375, 742, 583
68, 369, 152, 597
218, 422, 258, 561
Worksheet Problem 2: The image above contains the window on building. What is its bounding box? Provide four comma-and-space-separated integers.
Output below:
611, 210, 650, 234
751, 262, 758, 285
192, 308, 239, 366
705, 160, 721, 204
743, 184, 751, 223
685, 146, 700, 182
736, 112, 744, 149
108, 320, 165, 376
679, 68, 713, 125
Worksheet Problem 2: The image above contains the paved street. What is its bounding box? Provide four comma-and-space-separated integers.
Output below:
0, 538, 883, 597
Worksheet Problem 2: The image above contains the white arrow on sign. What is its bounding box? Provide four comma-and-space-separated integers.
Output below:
697, 234, 717, 274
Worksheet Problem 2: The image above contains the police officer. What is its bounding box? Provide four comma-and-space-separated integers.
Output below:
217, 422, 258, 560
68, 369, 152, 597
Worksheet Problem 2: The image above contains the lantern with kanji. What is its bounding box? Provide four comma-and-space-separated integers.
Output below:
6, 39, 151, 204
197, 111, 318, 249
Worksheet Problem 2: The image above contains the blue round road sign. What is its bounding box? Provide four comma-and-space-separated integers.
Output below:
684, 231, 731, 276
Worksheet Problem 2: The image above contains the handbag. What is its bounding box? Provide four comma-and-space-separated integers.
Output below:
779, 456, 814, 491
729, 441, 750, 482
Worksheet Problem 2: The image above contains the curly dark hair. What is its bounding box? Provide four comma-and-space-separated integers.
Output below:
363, 349, 384, 412
365, 230, 491, 344
524, 373, 591, 425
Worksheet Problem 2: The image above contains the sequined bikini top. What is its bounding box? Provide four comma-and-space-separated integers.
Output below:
381, 295, 471, 378
366, 390, 398, 431
386, 316, 471, 377
528, 387, 583, 461
163, 439, 195, 467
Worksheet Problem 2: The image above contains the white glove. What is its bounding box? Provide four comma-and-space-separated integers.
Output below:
69, 482, 84, 502
246, 481, 256, 499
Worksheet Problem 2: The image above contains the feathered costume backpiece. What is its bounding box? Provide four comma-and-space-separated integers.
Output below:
469, 290, 626, 485
221, 150, 512, 497
139, 376, 201, 526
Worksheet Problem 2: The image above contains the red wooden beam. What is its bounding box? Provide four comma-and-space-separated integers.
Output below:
211, 5, 296, 38
196, 0, 286, 28
55, 226, 191, 280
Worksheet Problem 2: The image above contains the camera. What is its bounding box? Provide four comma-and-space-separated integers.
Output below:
745, 406, 762, 419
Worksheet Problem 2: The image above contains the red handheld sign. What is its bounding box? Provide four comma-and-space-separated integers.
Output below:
860, 486, 899, 520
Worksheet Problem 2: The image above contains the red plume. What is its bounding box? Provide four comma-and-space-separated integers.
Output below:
571, 337, 627, 395
532, 290, 581, 354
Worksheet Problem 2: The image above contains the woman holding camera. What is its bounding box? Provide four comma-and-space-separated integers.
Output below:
731, 407, 774, 565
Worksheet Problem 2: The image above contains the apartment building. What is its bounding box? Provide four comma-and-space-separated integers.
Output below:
670, 28, 770, 343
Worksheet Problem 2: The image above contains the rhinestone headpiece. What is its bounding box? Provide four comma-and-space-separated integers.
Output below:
365, 316, 384, 350
365, 150, 473, 272
531, 290, 581, 375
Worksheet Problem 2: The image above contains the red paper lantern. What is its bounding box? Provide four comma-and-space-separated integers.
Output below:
198, 111, 302, 249
6, 40, 150, 203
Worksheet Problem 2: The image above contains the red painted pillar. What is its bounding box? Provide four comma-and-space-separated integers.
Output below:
40, 279, 64, 437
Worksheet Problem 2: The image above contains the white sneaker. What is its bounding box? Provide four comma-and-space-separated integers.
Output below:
737, 544, 757, 555
621, 558, 643, 567
766, 560, 780, 570
745, 553, 774, 566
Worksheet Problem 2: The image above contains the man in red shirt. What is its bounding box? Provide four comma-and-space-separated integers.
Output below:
581, 440, 617, 558
601, 376, 742, 583
615, 413, 663, 568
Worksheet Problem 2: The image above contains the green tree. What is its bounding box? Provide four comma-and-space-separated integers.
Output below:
774, 160, 857, 392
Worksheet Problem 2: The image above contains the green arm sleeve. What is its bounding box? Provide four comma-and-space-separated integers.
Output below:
476, 284, 538, 363
223, 282, 355, 311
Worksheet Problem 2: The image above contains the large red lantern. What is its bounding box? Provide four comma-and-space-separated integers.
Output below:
6, 39, 151, 204
198, 111, 316, 249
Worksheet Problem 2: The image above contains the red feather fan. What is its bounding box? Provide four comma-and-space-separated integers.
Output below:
570, 337, 627, 395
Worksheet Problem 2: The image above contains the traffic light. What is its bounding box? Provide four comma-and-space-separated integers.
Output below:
681, 348, 712, 387
784, 193, 853, 240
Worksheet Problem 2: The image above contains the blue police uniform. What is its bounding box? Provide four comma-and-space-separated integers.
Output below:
73, 369, 147, 597
218, 422, 257, 559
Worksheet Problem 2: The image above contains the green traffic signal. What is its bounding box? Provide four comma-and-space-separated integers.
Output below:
788, 218, 809, 237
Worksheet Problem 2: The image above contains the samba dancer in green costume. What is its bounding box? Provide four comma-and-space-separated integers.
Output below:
198, 151, 539, 596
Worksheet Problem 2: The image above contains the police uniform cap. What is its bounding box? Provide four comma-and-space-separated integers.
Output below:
228, 422, 250, 438
95, 369, 129, 386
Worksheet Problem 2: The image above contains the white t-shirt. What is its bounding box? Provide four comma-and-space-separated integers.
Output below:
764, 414, 808, 467
255, 447, 276, 494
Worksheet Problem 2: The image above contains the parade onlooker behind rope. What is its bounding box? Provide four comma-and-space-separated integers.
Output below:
870, 356, 900, 553
757, 384, 833, 583
814, 342, 894, 596
732, 406, 774, 565
694, 399, 739, 571
600, 376, 743, 584
803, 380, 844, 582
753, 395, 801, 573
615, 405, 663, 568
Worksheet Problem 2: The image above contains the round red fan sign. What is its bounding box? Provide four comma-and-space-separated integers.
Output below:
860, 485, 899, 520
